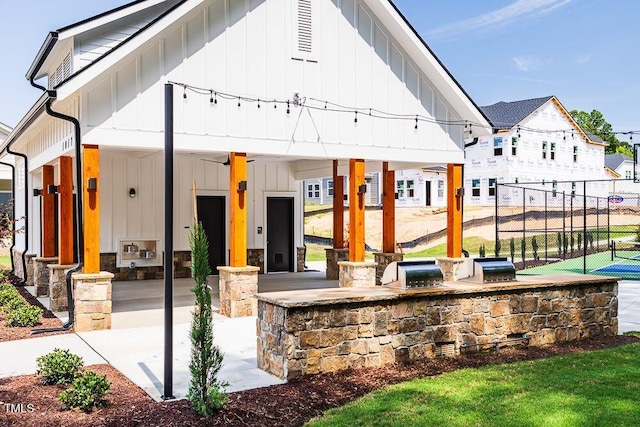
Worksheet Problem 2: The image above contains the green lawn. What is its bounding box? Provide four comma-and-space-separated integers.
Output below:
0, 254, 10, 269
307, 343, 640, 427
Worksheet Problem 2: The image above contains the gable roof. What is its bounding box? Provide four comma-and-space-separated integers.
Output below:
0, 122, 11, 136
480, 96, 553, 130
605, 153, 632, 171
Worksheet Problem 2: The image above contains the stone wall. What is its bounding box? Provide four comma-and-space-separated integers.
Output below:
325, 248, 349, 280
10, 250, 35, 284
297, 247, 306, 272
257, 278, 618, 380
247, 249, 265, 274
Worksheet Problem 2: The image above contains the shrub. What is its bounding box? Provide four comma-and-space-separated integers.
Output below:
577, 233, 583, 252
479, 244, 486, 258
520, 238, 526, 262
589, 231, 595, 249
509, 238, 515, 263
531, 236, 538, 260
563, 233, 569, 256
570, 233, 575, 254
7, 305, 42, 327
59, 370, 110, 412
2, 294, 27, 312
557, 232, 563, 256
494, 239, 501, 257
36, 348, 84, 385
0, 286, 21, 307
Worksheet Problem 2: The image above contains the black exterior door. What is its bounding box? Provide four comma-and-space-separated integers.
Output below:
267, 197, 294, 272
425, 181, 432, 206
196, 196, 226, 274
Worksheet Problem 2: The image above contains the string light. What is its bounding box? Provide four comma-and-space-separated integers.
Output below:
415, 115, 418, 130
168, 81, 640, 137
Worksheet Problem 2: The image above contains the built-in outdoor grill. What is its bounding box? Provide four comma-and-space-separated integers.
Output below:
470, 257, 516, 283
381, 260, 443, 289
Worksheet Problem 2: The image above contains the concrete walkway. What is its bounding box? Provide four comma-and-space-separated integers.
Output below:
1, 269, 638, 403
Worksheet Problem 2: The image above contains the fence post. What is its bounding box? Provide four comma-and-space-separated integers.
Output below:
570, 193, 574, 257
583, 181, 587, 274
544, 188, 548, 261
522, 188, 526, 267
596, 197, 600, 251
607, 194, 610, 245
495, 183, 499, 256
562, 192, 566, 260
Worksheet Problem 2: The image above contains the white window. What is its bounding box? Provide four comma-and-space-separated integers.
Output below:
626, 171, 632, 179
437, 180, 444, 198
511, 137, 518, 156
307, 183, 320, 198
314, 184, 320, 198
542, 141, 548, 159
550, 143, 556, 160
472, 179, 480, 197
489, 178, 497, 197
406, 180, 415, 198
396, 180, 405, 199
573, 146, 578, 163
327, 180, 334, 196
494, 137, 503, 156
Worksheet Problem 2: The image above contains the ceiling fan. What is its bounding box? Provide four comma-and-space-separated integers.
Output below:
200, 155, 255, 166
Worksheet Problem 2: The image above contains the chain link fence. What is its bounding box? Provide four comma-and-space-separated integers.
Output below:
495, 179, 640, 277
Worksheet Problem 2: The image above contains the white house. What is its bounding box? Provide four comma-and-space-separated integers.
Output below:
394, 166, 447, 208
1, 0, 490, 283
0, 123, 13, 205
464, 96, 608, 207
605, 153, 633, 180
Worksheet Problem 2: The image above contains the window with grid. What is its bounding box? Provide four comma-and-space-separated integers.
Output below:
437, 180, 444, 198
493, 137, 503, 156
542, 141, 548, 159
488, 178, 497, 197
306, 184, 315, 198
472, 179, 480, 197
396, 180, 405, 198
552, 180, 558, 197
550, 142, 556, 160
626, 171, 632, 179
314, 184, 320, 198
407, 180, 415, 198
573, 146, 578, 162
327, 180, 334, 196
511, 137, 518, 156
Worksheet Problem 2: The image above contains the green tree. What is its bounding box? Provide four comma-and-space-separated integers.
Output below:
187, 222, 228, 417
509, 238, 515, 263
570, 109, 631, 155
531, 236, 538, 261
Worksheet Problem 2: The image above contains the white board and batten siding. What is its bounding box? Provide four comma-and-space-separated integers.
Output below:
99, 151, 300, 254
82, 0, 468, 165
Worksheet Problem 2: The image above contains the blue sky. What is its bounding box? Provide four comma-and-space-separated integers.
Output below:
0, 0, 636, 143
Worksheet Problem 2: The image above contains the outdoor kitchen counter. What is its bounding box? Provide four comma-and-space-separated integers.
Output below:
256, 274, 619, 380
256, 274, 619, 308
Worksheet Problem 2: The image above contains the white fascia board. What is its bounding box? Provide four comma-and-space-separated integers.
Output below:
365, 0, 491, 136
82, 128, 465, 165
57, 0, 169, 39
56, 0, 200, 100
0, 122, 12, 135
0, 92, 49, 156
36, 38, 74, 81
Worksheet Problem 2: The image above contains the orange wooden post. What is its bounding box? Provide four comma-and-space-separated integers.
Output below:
229, 152, 247, 267
382, 162, 395, 253
349, 159, 365, 262
58, 156, 74, 265
41, 165, 56, 257
83, 145, 100, 274
447, 163, 464, 258
332, 160, 344, 249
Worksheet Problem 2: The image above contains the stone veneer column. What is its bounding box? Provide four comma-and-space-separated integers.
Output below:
374, 253, 404, 285
217, 266, 260, 317
25, 254, 36, 286
437, 257, 470, 282
247, 249, 265, 274
297, 247, 306, 272
72, 272, 113, 332
33, 257, 59, 297
338, 261, 377, 287
325, 248, 349, 280
48, 264, 75, 312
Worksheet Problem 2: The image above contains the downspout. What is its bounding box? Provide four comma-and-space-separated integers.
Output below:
0, 161, 16, 274
44, 97, 84, 329
5, 144, 28, 285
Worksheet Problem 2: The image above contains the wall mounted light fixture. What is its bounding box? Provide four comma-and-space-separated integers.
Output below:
33, 189, 42, 197
237, 180, 247, 192
129, 188, 136, 198
358, 184, 367, 194
47, 184, 58, 194
87, 178, 98, 191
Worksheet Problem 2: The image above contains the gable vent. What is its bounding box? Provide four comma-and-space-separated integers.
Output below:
297, 0, 312, 53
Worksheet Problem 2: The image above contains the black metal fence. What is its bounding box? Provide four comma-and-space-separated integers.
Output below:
495, 179, 640, 277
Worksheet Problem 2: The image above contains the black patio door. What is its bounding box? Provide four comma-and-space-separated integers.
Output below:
196, 196, 226, 274
425, 182, 432, 207
267, 197, 294, 272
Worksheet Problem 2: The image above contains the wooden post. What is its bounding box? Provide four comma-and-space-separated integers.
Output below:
447, 163, 463, 258
58, 156, 74, 265
332, 160, 344, 249
41, 165, 56, 257
229, 152, 247, 267
83, 145, 100, 274
349, 159, 365, 262
382, 162, 395, 253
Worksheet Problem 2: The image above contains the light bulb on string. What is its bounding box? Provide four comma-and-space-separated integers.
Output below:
209, 90, 214, 104
257, 99, 261, 109
183, 86, 187, 99
517, 126, 521, 138
354, 111, 358, 123
414, 115, 418, 130
237, 97, 241, 108
273, 100, 277, 109
286, 100, 290, 114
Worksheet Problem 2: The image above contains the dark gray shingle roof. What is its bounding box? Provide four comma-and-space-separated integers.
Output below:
480, 96, 553, 130
605, 153, 632, 171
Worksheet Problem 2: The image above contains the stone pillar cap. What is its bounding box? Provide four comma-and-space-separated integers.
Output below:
48, 264, 77, 270
325, 248, 349, 251
34, 257, 59, 262
338, 261, 378, 267
436, 257, 468, 262
71, 271, 115, 280
217, 265, 261, 273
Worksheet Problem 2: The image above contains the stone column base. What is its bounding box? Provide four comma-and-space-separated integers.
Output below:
48, 264, 75, 312
297, 247, 306, 272
34, 257, 59, 297
374, 253, 404, 285
25, 254, 36, 286
72, 272, 114, 332
217, 266, 260, 317
338, 261, 377, 287
325, 248, 349, 280
437, 257, 471, 282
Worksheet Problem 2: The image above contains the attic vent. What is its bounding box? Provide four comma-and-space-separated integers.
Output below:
297, 0, 312, 53
49, 53, 73, 89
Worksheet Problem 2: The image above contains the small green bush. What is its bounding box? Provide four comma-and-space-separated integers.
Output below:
0, 286, 20, 307
36, 348, 84, 385
7, 305, 42, 327
3, 294, 27, 311
59, 370, 111, 412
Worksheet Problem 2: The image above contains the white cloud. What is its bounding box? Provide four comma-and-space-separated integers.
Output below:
577, 54, 592, 64
428, 0, 573, 40
513, 55, 542, 72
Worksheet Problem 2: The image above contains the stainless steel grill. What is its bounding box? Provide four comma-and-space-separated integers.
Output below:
381, 260, 443, 289
470, 257, 516, 283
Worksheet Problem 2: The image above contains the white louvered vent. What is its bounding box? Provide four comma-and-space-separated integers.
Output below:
49, 53, 72, 89
297, 0, 312, 54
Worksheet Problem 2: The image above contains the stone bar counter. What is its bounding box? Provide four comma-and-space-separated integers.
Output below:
256, 275, 618, 380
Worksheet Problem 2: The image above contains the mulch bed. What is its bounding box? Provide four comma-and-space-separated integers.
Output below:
1, 334, 638, 427
0, 277, 71, 342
